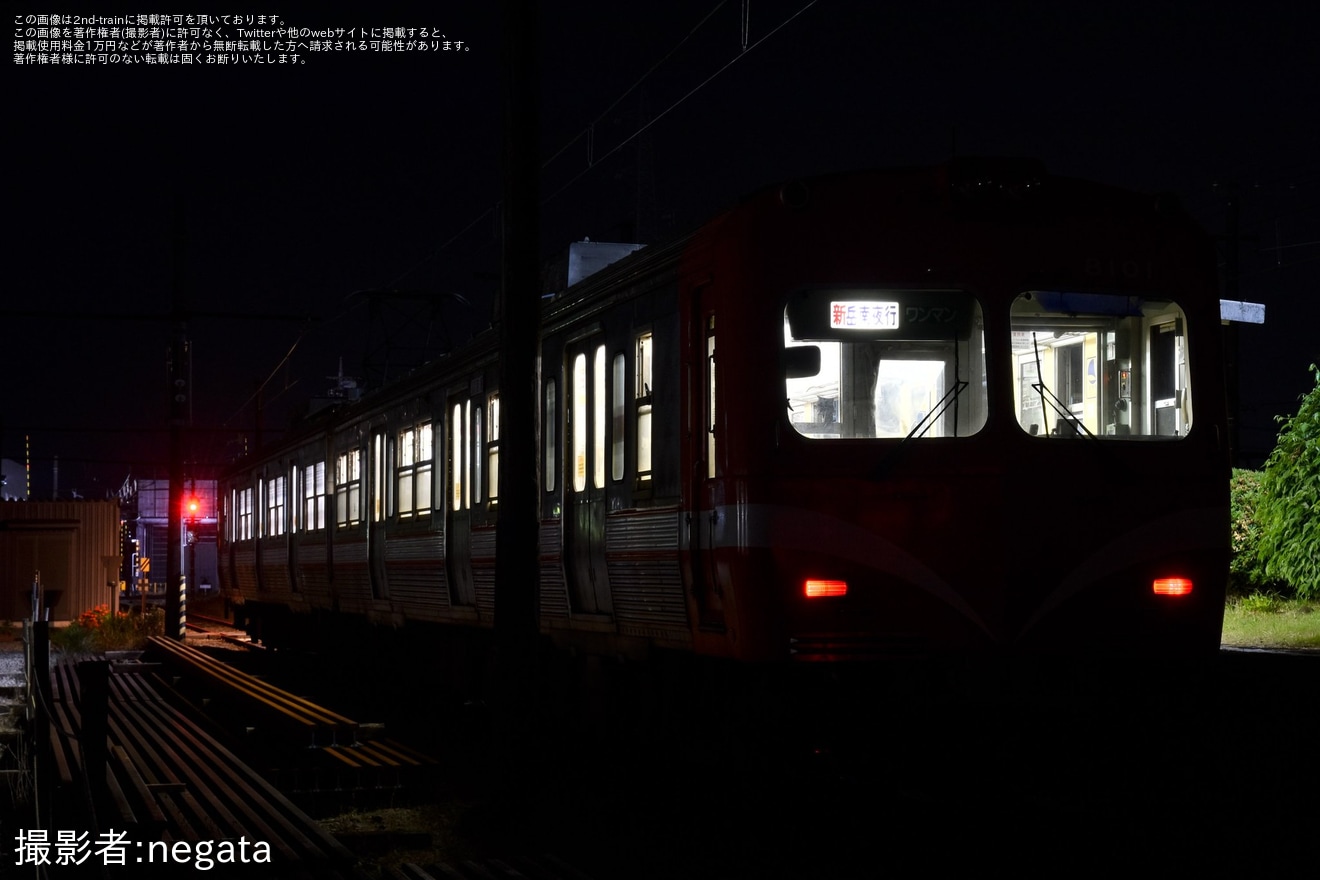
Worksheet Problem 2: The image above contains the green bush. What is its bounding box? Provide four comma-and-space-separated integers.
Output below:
1229, 468, 1279, 595
1255, 364, 1320, 600
1235, 590, 1284, 614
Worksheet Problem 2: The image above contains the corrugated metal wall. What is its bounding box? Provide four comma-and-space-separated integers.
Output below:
0, 500, 121, 621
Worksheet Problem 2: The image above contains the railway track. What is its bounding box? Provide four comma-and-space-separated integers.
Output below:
138, 636, 601, 878
185, 612, 262, 648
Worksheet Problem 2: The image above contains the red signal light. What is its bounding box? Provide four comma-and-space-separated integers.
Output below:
1152, 577, 1193, 597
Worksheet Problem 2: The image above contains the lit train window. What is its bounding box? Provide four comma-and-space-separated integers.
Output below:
289, 465, 298, 531
398, 421, 435, 516
544, 379, 557, 492
572, 354, 587, 492
1010, 292, 1192, 439
636, 333, 653, 482
237, 486, 254, 541
266, 474, 286, 537
784, 290, 987, 439
335, 449, 362, 527
302, 461, 326, 531
487, 394, 500, 500
612, 353, 626, 482
418, 423, 433, 512
707, 324, 716, 477
473, 405, 484, 505
451, 402, 467, 511
398, 426, 417, 516
372, 431, 387, 523
594, 346, 606, 489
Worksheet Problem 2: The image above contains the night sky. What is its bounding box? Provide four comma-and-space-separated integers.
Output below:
8, 1, 1319, 500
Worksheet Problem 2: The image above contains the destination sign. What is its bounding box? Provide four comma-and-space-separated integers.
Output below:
829, 301, 900, 330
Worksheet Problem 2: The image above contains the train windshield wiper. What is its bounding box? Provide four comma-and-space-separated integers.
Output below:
1032, 332, 1096, 439
903, 380, 969, 440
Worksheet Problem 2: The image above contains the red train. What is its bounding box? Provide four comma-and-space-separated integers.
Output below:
218, 159, 1229, 661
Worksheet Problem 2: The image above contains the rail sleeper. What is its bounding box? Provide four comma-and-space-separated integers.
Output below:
146, 636, 358, 747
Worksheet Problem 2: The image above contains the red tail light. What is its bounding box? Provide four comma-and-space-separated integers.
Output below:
805, 579, 848, 598
1152, 577, 1193, 597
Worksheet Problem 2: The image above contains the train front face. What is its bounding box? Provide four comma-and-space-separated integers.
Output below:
696, 168, 1230, 660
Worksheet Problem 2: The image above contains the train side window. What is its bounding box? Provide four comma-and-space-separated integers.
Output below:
398, 425, 416, 517
302, 461, 326, 530
545, 379, 557, 492
335, 449, 362, 527
258, 478, 267, 538
707, 319, 716, 478
594, 345, 606, 489
1010, 291, 1193, 439
266, 473, 286, 537
473, 403, 484, 505
372, 431, 388, 523
612, 353, 626, 482
451, 402, 468, 512
237, 486, 254, 541
487, 393, 500, 500
636, 333, 653, 483
288, 464, 298, 532
572, 354, 587, 492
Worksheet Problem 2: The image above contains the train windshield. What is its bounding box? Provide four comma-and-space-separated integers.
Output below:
1010, 291, 1192, 439
783, 290, 987, 439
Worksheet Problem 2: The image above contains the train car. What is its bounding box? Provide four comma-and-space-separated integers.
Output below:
218, 159, 1229, 661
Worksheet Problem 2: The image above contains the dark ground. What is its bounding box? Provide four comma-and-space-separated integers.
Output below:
243, 629, 1319, 878
8, 615, 1316, 878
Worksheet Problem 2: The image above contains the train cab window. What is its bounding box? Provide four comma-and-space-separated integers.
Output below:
335, 449, 363, 527
1010, 291, 1193, 438
397, 422, 434, 518
784, 290, 987, 439
636, 333, 653, 482
302, 461, 327, 531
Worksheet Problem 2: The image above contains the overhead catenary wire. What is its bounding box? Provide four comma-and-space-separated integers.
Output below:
216, 1, 821, 442
541, 1, 820, 207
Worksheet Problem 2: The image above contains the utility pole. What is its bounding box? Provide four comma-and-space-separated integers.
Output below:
166, 196, 190, 640
1223, 182, 1240, 467
493, 0, 541, 729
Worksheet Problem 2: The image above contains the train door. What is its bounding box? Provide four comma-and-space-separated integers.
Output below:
689, 299, 725, 629
563, 338, 613, 616
1150, 320, 1185, 436
446, 397, 476, 606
